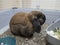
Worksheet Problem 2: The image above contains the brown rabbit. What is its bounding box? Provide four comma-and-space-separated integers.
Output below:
9, 11, 46, 38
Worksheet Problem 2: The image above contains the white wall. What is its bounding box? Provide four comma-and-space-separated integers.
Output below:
22, 0, 31, 8
40, 0, 56, 9
0, 0, 60, 10
55, 0, 60, 10
31, 0, 60, 10
0, 0, 22, 10
31, 0, 40, 9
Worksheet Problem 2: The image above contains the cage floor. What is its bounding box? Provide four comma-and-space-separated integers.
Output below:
0, 23, 48, 45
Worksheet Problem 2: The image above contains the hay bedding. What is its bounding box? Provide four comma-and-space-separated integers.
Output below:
0, 24, 48, 45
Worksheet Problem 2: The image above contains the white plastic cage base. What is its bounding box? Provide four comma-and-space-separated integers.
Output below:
0, 25, 9, 35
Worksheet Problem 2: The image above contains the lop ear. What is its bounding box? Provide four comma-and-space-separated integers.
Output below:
32, 20, 41, 33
